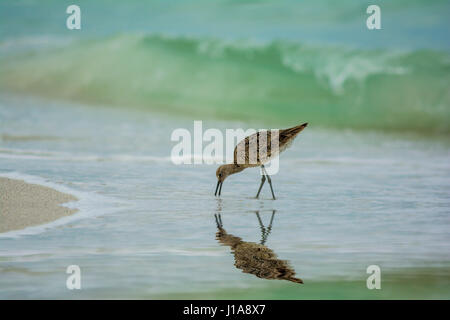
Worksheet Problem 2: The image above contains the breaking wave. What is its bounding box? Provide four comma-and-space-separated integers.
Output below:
1, 34, 449, 133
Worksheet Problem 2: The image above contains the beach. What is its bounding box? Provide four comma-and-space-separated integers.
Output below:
0, 177, 78, 233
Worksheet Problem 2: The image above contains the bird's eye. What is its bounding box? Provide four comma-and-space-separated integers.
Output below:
219, 173, 222, 177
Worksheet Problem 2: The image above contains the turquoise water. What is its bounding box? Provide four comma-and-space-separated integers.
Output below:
0, 95, 449, 298
1, 0, 450, 133
0, 0, 449, 299
2, 0, 449, 50
2, 34, 450, 133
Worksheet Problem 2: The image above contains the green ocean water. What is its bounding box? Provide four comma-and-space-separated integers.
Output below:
161, 271, 450, 300
1, 0, 450, 133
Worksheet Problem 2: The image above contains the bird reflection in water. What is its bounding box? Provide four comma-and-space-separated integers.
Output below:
215, 210, 303, 284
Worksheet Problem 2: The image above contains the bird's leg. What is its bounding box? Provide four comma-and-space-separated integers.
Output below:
267, 210, 275, 231
214, 213, 223, 229
261, 232, 268, 245
256, 210, 275, 245
214, 214, 220, 228
266, 210, 275, 240
255, 211, 267, 243
255, 172, 266, 198
262, 166, 276, 200
255, 211, 264, 230
267, 176, 276, 200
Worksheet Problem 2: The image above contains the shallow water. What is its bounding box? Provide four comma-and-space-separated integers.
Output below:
0, 95, 449, 299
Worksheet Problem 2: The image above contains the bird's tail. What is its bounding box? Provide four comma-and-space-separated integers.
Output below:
287, 276, 304, 284
280, 122, 308, 137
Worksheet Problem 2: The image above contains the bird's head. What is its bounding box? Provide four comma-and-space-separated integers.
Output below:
215, 164, 243, 196
216, 165, 232, 183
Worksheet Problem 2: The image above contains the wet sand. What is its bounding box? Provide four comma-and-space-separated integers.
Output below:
0, 177, 78, 233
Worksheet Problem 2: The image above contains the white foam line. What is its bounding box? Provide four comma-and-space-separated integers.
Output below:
0, 171, 125, 239
0, 148, 171, 163
0, 148, 224, 164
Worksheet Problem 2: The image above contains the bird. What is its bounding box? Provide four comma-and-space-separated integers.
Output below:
215, 122, 308, 199
214, 211, 303, 284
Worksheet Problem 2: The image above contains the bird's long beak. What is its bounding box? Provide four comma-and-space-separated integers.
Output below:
215, 180, 223, 196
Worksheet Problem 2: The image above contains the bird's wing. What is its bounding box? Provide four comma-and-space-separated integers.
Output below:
233, 131, 276, 165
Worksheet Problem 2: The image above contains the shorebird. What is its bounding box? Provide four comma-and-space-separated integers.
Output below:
215, 122, 308, 199
214, 211, 303, 284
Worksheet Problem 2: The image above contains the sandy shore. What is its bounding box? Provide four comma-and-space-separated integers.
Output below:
0, 177, 78, 233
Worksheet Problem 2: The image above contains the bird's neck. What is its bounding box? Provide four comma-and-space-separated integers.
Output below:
228, 164, 245, 174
